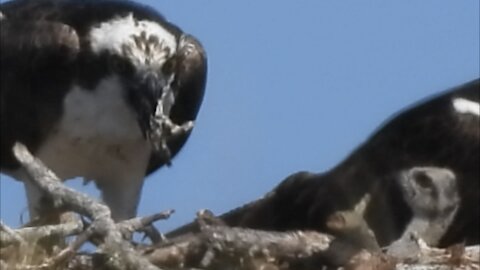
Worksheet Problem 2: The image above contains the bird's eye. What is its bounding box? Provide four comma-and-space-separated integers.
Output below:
413, 171, 432, 188
162, 57, 177, 75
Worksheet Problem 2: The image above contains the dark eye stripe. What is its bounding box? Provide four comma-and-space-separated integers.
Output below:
162, 57, 176, 74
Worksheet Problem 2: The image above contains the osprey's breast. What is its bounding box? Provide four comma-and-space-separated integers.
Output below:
36, 76, 151, 181
60, 76, 142, 141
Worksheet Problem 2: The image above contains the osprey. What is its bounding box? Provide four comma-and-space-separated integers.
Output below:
169, 79, 479, 247
0, 0, 207, 221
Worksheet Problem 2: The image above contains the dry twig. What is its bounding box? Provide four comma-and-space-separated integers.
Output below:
12, 142, 162, 270
1, 143, 478, 270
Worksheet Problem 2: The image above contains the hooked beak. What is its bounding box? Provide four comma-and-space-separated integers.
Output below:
128, 72, 173, 138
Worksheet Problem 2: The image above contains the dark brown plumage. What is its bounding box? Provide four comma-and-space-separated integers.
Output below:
169, 79, 479, 247
1, 0, 207, 220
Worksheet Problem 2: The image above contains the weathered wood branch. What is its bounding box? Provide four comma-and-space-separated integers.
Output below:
1, 142, 478, 270
0, 217, 83, 247
147, 225, 336, 269
11, 142, 163, 270
144, 222, 479, 270
118, 210, 174, 233
46, 225, 476, 270
0, 221, 27, 246
2, 212, 479, 270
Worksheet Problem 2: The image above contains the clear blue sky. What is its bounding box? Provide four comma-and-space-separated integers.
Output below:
1, 1, 479, 233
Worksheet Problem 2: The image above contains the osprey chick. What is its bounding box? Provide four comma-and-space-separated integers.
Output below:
387, 167, 460, 258
0, 0, 207, 221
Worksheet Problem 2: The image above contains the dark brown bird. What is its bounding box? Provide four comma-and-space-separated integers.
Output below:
0, 0, 207, 221
169, 79, 479, 247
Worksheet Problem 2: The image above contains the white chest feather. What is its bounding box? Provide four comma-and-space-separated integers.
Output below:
36, 76, 151, 182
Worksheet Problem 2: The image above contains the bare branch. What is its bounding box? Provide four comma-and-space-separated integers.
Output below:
118, 210, 174, 243
118, 210, 174, 233
2, 143, 478, 270
1, 214, 83, 249
146, 225, 336, 269
0, 221, 27, 246
12, 142, 163, 270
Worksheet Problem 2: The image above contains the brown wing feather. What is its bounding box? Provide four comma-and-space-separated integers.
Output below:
0, 19, 80, 62
0, 17, 80, 170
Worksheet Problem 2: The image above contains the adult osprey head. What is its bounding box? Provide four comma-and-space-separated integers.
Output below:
0, 0, 207, 221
